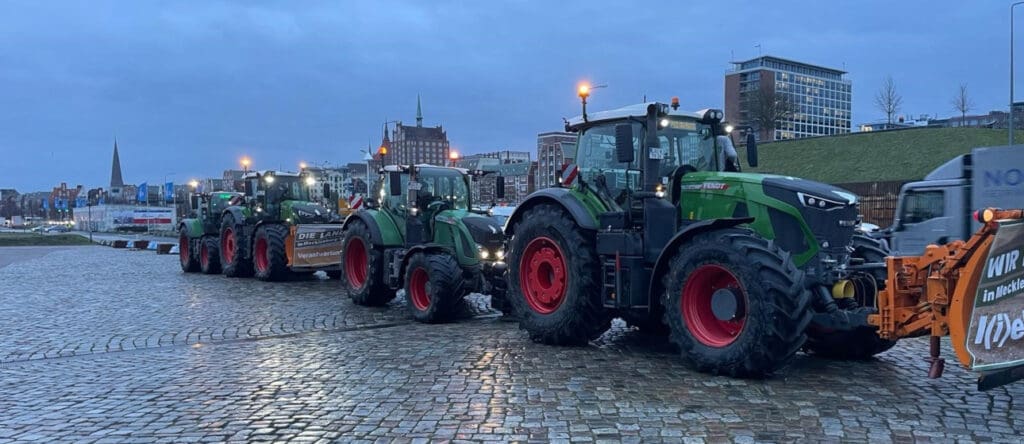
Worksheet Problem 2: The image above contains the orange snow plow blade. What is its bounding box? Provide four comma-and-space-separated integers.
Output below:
869, 208, 1024, 390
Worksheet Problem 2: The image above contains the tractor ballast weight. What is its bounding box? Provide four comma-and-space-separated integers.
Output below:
339, 164, 509, 323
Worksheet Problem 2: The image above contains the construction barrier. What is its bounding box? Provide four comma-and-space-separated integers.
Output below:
132, 240, 149, 249
112, 240, 128, 249
156, 243, 174, 255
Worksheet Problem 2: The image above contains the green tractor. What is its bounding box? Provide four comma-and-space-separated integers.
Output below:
504, 97, 892, 377
219, 170, 343, 281
178, 191, 243, 274
338, 164, 508, 323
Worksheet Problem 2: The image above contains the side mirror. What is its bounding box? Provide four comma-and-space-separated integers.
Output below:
615, 124, 635, 163
323, 183, 331, 198
190, 195, 199, 209
495, 176, 506, 199
746, 133, 759, 168
244, 180, 253, 196
389, 171, 402, 196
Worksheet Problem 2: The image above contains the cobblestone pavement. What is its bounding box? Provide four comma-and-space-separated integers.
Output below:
1, 245, 1022, 442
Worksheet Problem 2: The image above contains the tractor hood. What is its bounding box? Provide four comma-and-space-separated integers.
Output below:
760, 175, 860, 255
461, 214, 505, 249
283, 201, 334, 224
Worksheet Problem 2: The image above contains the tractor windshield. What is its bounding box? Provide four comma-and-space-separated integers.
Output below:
415, 168, 470, 210
209, 193, 238, 213
266, 176, 311, 202
576, 117, 716, 196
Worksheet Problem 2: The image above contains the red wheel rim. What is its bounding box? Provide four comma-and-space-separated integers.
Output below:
200, 242, 209, 268
179, 234, 189, 265
345, 237, 368, 288
682, 264, 746, 348
221, 228, 235, 264
519, 236, 567, 314
255, 237, 269, 272
409, 267, 430, 311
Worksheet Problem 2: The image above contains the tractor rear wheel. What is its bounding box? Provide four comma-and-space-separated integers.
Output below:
340, 220, 395, 306
804, 234, 897, 360
199, 236, 222, 274
178, 227, 200, 273
254, 224, 290, 282
404, 252, 464, 323
507, 204, 610, 345
220, 213, 253, 278
661, 228, 812, 378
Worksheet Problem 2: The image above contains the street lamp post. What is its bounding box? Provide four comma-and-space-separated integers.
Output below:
1013, 2, 1024, 145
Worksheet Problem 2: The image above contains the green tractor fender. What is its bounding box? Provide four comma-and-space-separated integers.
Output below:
341, 209, 403, 247
178, 218, 205, 239
504, 187, 602, 235
222, 206, 249, 226
398, 243, 455, 282
648, 217, 754, 304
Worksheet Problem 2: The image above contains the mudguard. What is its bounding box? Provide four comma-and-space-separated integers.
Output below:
505, 188, 599, 234
222, 207, 248, 227
179, 218, 205, 239
649, 217, 755, 300
342, 209, 403, 247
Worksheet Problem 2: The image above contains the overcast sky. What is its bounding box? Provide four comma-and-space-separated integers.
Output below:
0, 1, 1013, 191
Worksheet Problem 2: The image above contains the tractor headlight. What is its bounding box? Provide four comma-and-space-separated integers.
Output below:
798, 192, 845, 211
477, 244, 490, 260
410, 207, 419, 216
265, 175, 275, 184
495, 249, 505, 260
305, 176, 316, 186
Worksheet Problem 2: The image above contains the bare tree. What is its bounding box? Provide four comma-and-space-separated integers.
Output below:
749, 88, 798, 136
874, 76, 903, 124
951, 83, 974, 127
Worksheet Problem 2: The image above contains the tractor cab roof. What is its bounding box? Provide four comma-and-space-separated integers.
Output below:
242, 170, 302, 179
566, 102, 705, 132
381, 164, 470, 175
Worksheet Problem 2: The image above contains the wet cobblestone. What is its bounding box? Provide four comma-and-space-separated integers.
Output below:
0, 246, 1022, 441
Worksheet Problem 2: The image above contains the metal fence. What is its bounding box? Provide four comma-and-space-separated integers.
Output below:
835, 180, 907, 227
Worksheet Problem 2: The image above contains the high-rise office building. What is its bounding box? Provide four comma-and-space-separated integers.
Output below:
725, 56, 851, 141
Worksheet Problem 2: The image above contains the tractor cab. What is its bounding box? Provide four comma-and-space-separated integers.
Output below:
241, 170, 333, 224
189, 191, 243, 233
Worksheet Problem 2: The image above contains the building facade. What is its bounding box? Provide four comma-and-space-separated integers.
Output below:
536, 132, 577, 189
725, 56, 852, 142
387, 96, 451, 166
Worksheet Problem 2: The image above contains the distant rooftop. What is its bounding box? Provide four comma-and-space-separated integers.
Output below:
731, 55, 847, 80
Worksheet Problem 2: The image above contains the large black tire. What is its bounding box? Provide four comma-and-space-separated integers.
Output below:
253, 224, 290, 282
179, 227, 200, 273
404, 252, 465, 323
220, 213, 253, 278
804, 234, 897, 360
199, 235, 222, 274
340, 220, 395, 306
507, 204, 611, 345
661, 228, 812, 378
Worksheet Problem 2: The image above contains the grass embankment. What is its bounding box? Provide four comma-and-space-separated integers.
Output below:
0, 232, 94, 247
738, 127, 1009, 183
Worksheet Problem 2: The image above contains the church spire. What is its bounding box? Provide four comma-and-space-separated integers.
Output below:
110, 138, 124, 188
416, 94, 423, 127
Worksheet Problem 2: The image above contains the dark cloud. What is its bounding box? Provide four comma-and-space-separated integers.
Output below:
0, 0, 1010, 191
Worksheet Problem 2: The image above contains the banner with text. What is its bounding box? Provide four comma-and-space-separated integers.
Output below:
966, 220, 1024, 371
291, 224, 344, 268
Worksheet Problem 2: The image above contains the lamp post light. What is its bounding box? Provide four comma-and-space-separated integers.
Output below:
240, 156, 252, 173
449, 149, 460, 167
1013, 2, 1024, 145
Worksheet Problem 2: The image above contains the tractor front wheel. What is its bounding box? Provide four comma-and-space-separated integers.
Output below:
254, 224, 290, 282
340, 220, 395, 306
199, 236, 222, 274
220, 213, 253, 278
404, 252, 464, 323
507, 204, 610, 345
179, 227, 200, 273
662, 228, 812, 378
